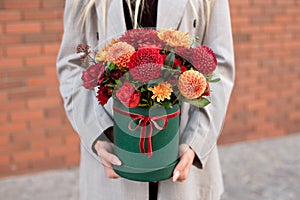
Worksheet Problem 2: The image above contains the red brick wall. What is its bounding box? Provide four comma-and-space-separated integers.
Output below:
1, 0, 300, 177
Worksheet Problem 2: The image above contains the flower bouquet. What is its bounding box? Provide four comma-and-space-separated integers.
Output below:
78, 28, 219, 182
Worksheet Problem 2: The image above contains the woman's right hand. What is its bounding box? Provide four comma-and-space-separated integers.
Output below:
94, 140, 122, 179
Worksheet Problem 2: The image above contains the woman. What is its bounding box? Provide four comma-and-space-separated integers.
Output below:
57, 0, 235, 199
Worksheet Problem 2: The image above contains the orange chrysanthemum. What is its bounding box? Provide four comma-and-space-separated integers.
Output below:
149, 82, 173, 102
114, 51, 135, 68
157, 29, 191, 48
106, 42, 135, 67
177, 70, 207, 99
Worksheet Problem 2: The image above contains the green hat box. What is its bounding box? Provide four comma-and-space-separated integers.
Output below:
113, 100, 180, 182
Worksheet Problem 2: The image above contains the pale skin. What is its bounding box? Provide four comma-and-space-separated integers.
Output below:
94, 139, 195, 182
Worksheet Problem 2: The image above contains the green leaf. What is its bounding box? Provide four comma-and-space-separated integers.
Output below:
164, 52, 175, 67
183, 97, 211, 108
147, 78, 162, 88
106, 83, 116, 88
108, 62, 116, 71
209, 78, 221, 83
138, 103, 149, 107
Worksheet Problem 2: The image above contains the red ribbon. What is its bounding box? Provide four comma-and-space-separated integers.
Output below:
113, 106, 180, 158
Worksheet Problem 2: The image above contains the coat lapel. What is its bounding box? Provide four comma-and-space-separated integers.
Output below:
95, 0, 127, 40
157, 0, 188, 29
95, 0, 189, 38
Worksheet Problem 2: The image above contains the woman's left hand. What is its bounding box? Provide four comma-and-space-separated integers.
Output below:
172, 144, 195, 182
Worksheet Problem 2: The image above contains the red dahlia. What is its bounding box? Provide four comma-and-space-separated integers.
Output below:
97, 86, 113, 106
191, 46, 217, 74
128, 48, 163, 83
119, 28, 163, 49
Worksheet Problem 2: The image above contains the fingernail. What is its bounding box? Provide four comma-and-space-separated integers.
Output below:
173, 171, 180, 182
112, 158, 122, 166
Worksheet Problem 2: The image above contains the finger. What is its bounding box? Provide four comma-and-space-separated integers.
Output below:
95, 141, 122, 166
103, 165, 120, 179
101, 150, 122, 166
173, 148, 195, 182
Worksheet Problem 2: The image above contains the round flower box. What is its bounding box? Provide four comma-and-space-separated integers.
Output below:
113, 100, 180, 182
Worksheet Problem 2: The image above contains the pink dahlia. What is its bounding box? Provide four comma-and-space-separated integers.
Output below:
128, 48, 163, 83
190, 46, 217, 74
119, 28, 163, 49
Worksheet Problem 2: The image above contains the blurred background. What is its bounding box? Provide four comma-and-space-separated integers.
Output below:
0, 0, 300, 199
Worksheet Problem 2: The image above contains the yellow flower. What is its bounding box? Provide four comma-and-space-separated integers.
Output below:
157, 29, 191, 48
149, 82, 173, 102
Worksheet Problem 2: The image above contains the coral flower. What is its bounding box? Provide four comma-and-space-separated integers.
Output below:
178, 70, 207, 99
106, 42, 135, 67
96, 39, 119, 62
149, 82, 173, 102
158, 29, 191, 48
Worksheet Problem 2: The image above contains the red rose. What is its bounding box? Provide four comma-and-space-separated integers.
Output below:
82, 63, 105, 89
116, 82, 140, 108
97, 86, 113, 106
110, 70, 123, 80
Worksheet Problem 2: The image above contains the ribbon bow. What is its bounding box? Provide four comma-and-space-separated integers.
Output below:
113, 106, 180, 158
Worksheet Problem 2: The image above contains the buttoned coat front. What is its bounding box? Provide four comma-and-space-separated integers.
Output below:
57, 0, 235, 199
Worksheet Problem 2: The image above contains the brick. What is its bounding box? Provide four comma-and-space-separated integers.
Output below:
30, 156, 64, 169
0, 134, 9, 145
0, 35, 23, 45
44, 107, 65, 118
1, 122, 27, 133
28, 118, 62, 129
6, 45, 42, 57
0, 10, 21, 21
43, 43, 60, 54
6, 67, 44, 78
0, 101, 26, 112
41, 0, 65, 8
26, 76, 58, 87
3, 0, 40, 9
25, 55, 56, 66
12, 150, 46, 162
23, 9, 60, 20
44, 66, 58, 76
0, 155, 10, 165
7, 88, 45, 100
24, 33, 59, 43
27, 97, 61, 109
45, 87, 61, 96
0, 79, 24, 90
6, 22, 42, 34
10, 110, 44, 121
65, 153, 80, 165
47, 144, 79, 157
42, 21, 63, 32
0, 113, 8, 123
0, 57, 23, 68
30, 137, 63, 150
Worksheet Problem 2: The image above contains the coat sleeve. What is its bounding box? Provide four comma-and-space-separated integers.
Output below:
56, 0, 113, 157
180, 0, 235, 168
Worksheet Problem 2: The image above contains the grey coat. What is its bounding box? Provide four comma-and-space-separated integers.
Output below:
57, 0, 235, 199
